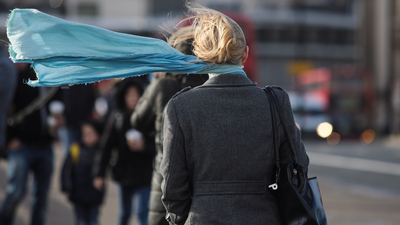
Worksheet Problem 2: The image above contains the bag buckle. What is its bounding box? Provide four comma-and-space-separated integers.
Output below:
269, 183, 278, 190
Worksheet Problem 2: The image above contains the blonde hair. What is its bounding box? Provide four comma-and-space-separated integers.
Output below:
167, 26, 192, 46
169, 3, 246, 65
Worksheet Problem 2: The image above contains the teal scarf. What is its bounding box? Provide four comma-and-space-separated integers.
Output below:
6, 9, 246, 87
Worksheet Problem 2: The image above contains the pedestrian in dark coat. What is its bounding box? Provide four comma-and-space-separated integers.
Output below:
0, 47, 17, 156
61, 121, 104, 225
93, 78, 155, 225
0, 64, 56, 225
160, 5, 309, 225
130, 33, 207, 225
58, 84, 97, 154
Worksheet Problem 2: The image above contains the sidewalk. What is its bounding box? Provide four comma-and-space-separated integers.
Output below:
317, 176, 400, 225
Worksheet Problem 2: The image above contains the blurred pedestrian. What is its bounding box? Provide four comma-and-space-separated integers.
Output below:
130, 27, 207, 225
59, 84, 97, 155
0, 46, 17, 158
0, 64, 57, 225
93, 78, 155, 225
160, 4, 310, 225
61, 121, 104, 225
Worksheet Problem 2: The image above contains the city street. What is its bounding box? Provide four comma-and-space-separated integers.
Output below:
1, 138, 400, 225
1, 1, 400, 225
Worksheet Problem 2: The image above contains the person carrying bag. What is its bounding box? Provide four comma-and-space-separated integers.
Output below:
264, 86, 327, 225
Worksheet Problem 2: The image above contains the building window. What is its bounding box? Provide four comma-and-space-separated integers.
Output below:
290, 0, 354, 14
78, 3, 98, 16
151, 0, 185, 16
256, 25, 354, 45
207, 3, 241, 12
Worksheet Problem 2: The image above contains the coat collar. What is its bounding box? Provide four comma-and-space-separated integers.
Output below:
197, 74, 257, 88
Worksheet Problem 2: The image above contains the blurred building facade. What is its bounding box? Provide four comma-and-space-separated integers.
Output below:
360, 0, 399, 134
1, 0, 399, 135
393, 0, 400, 135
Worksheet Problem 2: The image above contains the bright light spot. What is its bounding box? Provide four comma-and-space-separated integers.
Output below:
316, 122, 333, 138
361, 129, 375, 144
296, 123, 301, 131
327, 132, 340, 146
49, 100, 65, 114
49, 0, 63, 8
95, 97, 108, 118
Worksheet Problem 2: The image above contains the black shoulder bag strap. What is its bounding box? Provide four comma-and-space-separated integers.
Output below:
264, 86, 298, 162
264, 87, 280, 187
263, 86, 298, 189
7, 87, 58, 127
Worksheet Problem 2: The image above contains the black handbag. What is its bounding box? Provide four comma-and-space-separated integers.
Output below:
264, 86, 327, 225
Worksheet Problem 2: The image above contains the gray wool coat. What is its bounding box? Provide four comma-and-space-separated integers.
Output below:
161, 74, 309, 225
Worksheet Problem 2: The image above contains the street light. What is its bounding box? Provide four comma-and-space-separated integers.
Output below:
316, 122, 333, 138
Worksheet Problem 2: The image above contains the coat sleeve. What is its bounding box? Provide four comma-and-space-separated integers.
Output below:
160, 99, 191, 225
130, 78, 157, 134
274, 87, 309, 171
93, 112, 118, 178
136, 133, 156, 156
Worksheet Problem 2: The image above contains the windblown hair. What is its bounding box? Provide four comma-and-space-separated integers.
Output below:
153, 27, 195, 78
169, 3, 246, 65
167, 26, 195, 56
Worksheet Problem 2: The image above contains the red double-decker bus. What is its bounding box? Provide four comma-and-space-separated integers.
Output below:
292, 65, 375, 137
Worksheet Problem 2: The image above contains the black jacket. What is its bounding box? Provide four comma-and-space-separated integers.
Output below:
61, 84, 97, 130
61, 142, 104, 206
95, 110, 155, 186
94, 77, 155, 186
6, 66, 54, 148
